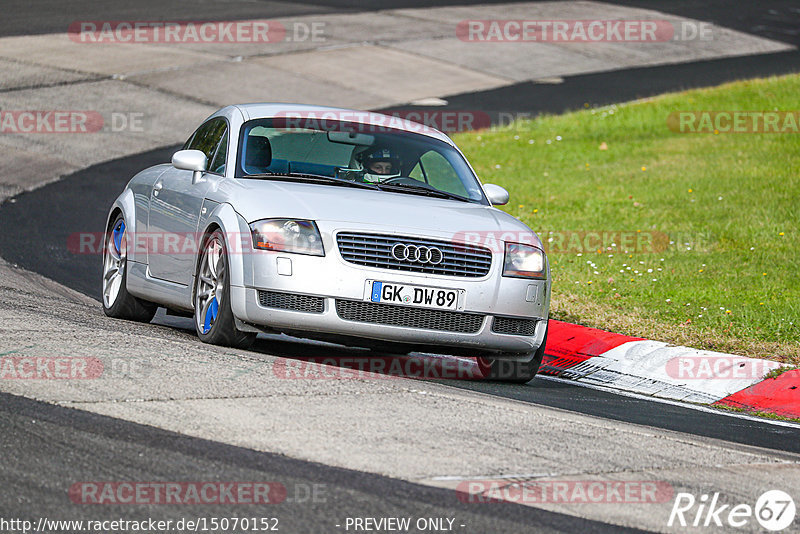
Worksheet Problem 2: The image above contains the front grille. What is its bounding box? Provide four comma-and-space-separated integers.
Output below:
258, 290, 324, 313
492, 317, 538, 336
335, 299, 485, 333
337, 232, 492, 278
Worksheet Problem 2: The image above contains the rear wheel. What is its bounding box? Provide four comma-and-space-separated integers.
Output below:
194, 230, 256, 349
476, 329, 548, 384
102, 215, 157, 322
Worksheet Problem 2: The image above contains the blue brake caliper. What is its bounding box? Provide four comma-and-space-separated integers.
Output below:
203, 298, 219, 334
113, 220, 125, 255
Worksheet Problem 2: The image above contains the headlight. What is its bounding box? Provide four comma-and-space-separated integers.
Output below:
503, 242, 546, 279
249, 219, 324, 256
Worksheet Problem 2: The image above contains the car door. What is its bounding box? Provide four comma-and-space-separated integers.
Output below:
147, 117, 228, 285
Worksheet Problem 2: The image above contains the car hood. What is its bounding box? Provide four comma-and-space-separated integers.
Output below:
215, 179, 543, 248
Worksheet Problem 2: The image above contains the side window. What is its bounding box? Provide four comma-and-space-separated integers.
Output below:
208, 129, 228, 175
418, 150, 468, 197
187, 118, 227, 167
408, 161, 426, 181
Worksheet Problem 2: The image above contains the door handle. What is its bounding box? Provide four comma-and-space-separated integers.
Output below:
153, 182, 163, 196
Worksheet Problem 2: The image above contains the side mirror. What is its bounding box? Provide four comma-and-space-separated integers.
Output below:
483, 184, 509, 206
172, 149, 207, 184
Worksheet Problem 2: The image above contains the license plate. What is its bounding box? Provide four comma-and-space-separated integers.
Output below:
365, 281, 464, 311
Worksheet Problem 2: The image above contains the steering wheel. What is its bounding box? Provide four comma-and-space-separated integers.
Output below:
379, 176, 422, 185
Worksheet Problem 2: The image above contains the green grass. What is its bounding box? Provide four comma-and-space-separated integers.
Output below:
455, 74, 800, 361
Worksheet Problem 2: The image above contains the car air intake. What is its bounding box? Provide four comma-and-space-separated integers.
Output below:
258, 290, 325, 313
492, 317, 538, 336
336, 232, 492, 278
335, 299, 484, 333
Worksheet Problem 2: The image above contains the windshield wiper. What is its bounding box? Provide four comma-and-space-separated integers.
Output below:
374, 182, 474, 203
245, 173, 474, 202
245, 172, 379, 190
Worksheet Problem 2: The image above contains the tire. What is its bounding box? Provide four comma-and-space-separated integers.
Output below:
102, 214, 157, 322
476, 328, 548, 384
194, 229, 256, 349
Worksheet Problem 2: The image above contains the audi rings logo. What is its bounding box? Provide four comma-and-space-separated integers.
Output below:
391, 243, 444, 265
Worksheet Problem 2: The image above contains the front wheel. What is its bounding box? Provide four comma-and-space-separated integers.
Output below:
476, 329, 548, 384
102, 215, 157, 322
194, 230, 256, 349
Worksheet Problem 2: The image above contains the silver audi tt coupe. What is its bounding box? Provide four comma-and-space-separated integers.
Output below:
102, 104, 550, 382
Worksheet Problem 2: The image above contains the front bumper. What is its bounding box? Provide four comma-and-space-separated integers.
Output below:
229, 224, 550, 356
232, 286, 547, 356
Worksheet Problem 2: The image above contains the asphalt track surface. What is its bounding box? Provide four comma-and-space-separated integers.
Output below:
0, 392, 643, 534
5, 0, 798, 115
0, 146, 798, 456
382, 50, 800, 121
379, 0, 800, 118
0, 0, 550, 38
4, 0, 799, 44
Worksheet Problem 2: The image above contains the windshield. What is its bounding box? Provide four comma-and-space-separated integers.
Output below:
235, 118, 487, 204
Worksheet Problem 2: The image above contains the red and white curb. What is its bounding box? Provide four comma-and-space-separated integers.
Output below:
541, 320, 800, 419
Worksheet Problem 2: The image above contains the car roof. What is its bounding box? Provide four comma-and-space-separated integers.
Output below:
224, 103, 455, 145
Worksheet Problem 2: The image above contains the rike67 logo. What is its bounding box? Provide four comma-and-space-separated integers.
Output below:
668, 490, 795, 531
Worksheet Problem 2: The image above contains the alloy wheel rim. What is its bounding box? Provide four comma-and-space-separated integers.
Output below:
196, 236, 225, 334
102, 220, 126, 308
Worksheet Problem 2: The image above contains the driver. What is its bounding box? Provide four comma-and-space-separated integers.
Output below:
358, 146, 403, 183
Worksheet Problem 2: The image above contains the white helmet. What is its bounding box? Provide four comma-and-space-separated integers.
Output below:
359, 146, 403, 183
